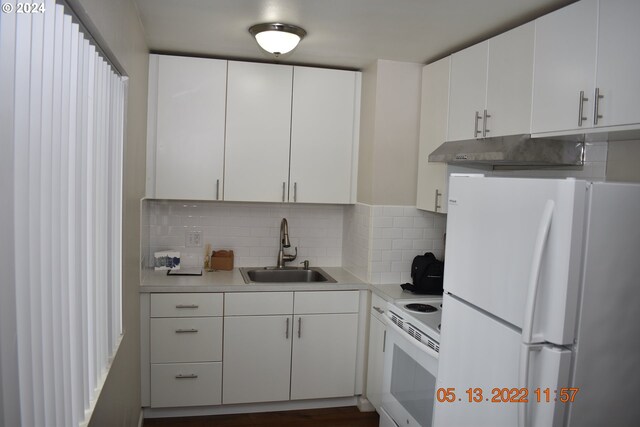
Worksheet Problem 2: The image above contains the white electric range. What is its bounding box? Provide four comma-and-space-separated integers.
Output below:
380, 296, 443, 427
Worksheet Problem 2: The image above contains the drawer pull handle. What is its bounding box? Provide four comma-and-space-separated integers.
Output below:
175, 374, 198, 379
175, 304, 199, 309
175, 329, 198, 333
373, 306, 384, 315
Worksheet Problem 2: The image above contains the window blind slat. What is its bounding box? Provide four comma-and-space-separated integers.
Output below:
27, 9, 45, 427
50, 5, 65, 425
14, 11, 35, 427
59, 15, 74, 427
67, 23, 83, 427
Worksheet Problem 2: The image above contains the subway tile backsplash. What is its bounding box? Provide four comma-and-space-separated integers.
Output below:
142, 200, 447, 285
342, 203, 447, 284
144, 201, 344, 268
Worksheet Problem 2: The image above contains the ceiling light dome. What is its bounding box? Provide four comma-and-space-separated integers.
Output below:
249, 23, 307, 56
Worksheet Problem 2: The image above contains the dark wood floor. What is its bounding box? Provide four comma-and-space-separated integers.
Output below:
144, 406, 379, 427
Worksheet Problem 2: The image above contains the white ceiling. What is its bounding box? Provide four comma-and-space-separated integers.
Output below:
133, 0, 576, 69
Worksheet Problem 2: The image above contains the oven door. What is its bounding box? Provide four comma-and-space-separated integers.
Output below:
381, 315, 439, 427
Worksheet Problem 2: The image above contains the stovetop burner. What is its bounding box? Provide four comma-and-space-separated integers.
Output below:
405, 303, 438, 313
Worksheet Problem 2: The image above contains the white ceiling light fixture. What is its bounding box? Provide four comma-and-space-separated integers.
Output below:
249, 23, 307, 57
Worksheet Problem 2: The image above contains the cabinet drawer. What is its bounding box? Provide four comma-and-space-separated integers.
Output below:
151, 293, 223, 317
150, 317, 222, 363
370, 293, 386, 321
294, 291, 359, 314
150, 362, 222, 408
225, 292, 293, 315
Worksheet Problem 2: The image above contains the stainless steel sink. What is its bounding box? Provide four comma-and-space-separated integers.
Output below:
239, 267, 337, 284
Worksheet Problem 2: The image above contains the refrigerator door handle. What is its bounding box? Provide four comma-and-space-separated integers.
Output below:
518, 343, 543, 427
522, 200, 555, 344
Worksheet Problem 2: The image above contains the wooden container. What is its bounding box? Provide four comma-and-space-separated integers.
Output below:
211, 250, 234, 271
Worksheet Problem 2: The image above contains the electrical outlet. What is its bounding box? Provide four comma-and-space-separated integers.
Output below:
186, 230, 202, 247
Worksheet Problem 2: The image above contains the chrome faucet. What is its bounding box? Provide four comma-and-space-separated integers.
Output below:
277, 218, 297, 268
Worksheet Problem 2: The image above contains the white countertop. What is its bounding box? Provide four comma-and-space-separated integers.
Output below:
140, 267, 368, 293
369, 283, 424, 302
140, 267, 433, 302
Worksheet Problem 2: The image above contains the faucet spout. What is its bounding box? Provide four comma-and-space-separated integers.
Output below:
277, 218, 297, 268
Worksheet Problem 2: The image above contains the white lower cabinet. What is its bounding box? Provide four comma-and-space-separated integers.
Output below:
148, 293, 224, 408
223, 315, 293, 404
290, 313, 359, 400
145, 291, 361, 410
365, 294, 387, 411
222, 291, 359, 404
151, 362, 222, 408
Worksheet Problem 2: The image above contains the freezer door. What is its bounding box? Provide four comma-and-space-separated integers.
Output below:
444, 176, 586, 345
435, 294, 572, 427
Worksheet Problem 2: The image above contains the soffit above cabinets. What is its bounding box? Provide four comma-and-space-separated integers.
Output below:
132, 0, 576, 69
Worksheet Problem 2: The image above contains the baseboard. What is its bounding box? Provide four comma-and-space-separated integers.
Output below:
356, 396, 376, 412
143, 396, 358, 419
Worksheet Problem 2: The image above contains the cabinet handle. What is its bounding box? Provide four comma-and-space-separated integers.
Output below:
297, 317, 302, 338
474, 111, 482, 137
286, 318, 290, 339
216, 179, 220, 200
294, 182, 297, 202
594, 87, 604, 125
175, 374, 198, 379
175, 304, 198, 309
373, 306, 384, 315
383, 330, 386, 353
578, 90, 589, 127
175, 329, 198, 333
282, 182, 286, 202
482, 109, 491, 137
434, 189, 442, 212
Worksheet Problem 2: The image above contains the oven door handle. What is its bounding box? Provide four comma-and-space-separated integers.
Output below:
383, 315, 439, 359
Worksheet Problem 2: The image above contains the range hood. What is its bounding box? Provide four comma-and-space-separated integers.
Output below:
428, 134, 585, 166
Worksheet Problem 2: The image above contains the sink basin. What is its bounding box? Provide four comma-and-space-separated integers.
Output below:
240, 267, 337, 284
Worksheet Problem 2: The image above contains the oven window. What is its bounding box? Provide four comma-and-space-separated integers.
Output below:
390, 344, 436, 426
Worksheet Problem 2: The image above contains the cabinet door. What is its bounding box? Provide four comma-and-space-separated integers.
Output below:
594, 0, 640, 128
290, 313, 358, 400
486, 22, 534, 137
289, 67, 359, 204
366, 314, 386, 411
531, 0, 598, 134
222, 315, 293, 404
225, 62, 293, 202
447, 41, 488, 142
154, 55, 227, 200
416, 58, 450, 213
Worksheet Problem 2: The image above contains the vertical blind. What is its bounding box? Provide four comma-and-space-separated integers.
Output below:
2, 0, 125, 425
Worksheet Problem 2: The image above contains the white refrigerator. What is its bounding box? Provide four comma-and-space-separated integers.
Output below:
433, 176, 640, 427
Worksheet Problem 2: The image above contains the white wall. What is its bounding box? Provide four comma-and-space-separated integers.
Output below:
358, 60, 423, 206
607, 140, 640, 182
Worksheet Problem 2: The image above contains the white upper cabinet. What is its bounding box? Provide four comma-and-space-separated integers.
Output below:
531, 0, 598, 134
150, 55, 227, 200
224, 62, 293, 202
289, 67, 360, 204
447, 22, 535, 141
447, 41, 488, 142
593, 0, 640, 128
486, 22, 535, 137
416, 57, 450, 213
